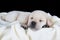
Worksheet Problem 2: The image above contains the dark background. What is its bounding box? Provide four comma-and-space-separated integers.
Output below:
0, 0, 57, 17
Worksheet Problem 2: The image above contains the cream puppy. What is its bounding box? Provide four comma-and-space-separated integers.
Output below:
27, 10, 51, 31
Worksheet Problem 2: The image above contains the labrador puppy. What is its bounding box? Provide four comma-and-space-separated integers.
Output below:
27, 10, 52, 31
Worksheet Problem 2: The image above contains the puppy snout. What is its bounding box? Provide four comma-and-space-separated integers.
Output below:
30, 21, 36, 28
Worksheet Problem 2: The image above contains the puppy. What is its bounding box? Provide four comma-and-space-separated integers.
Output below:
27, 10, 52, 31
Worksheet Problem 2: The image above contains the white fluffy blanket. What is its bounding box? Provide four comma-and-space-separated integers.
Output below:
0, 21, 60, 40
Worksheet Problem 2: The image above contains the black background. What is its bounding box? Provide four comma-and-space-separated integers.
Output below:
0, 0, 57, 17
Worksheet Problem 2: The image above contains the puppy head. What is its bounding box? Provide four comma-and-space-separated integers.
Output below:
27, 10, 49, 30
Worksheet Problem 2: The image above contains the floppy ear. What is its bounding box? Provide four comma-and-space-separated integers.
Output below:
17, 12, 31, 28
46, 19, 53, 27
21, 15, 30, 29
45, 13, 53, 27
22, 15, 29, 25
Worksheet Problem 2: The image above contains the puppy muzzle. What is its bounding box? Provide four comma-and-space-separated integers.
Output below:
30, 21, 36, 28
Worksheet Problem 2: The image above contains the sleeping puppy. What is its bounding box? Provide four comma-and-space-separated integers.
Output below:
27, 10, 52, 31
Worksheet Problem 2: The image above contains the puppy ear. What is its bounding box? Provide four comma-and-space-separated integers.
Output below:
17, 12, 30, 28
46, 19, 52, 27
44, 13, 53, 27
24, 15, 30, 25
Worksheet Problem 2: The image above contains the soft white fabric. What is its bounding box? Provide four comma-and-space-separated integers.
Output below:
28, 25, 60, 40
52, 16, 60, 27
0, 18, 10, 27
0, 12, 10, 27
3, 11, 19, 22
0, 12, 7, 18
0, 21, 29, 40
0, 21, 60, 40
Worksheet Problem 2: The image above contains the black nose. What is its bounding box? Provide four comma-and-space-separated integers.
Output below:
31, 21, 36, 25
30, 21, 36, 28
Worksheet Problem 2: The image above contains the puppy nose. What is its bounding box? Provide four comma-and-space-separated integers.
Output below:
31, 21, 36, 25
30, 21, 36, 28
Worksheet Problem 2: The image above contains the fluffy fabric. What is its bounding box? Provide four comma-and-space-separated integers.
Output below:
0, 21, 60, 40
0, 21, 29, 40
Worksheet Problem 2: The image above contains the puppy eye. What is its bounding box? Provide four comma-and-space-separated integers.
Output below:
31, 17, 33, 19
39, 20, 42, 22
